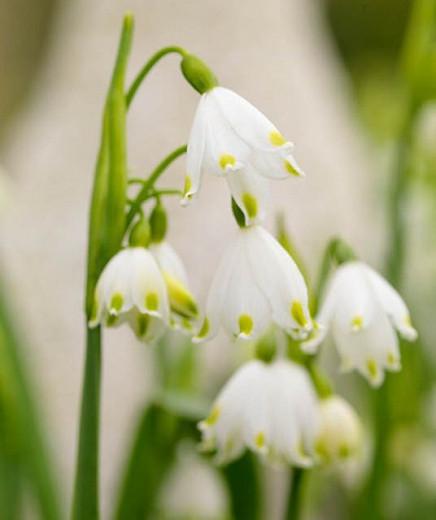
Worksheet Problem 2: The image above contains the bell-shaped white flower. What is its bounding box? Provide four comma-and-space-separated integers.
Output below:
89, 247, 169, 343
315, 396, 362, 464
150, 241, 199, 332
302, 261, 418, 386
182, 87, 304, 222
195, 225, 312, 342
199, 359, 320, 466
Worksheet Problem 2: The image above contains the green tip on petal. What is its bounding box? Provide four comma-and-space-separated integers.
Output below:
242, 192, 258, 220
109, 292, 124, 314
238, 314, 254, 336
196, 317, 210, 339
145, 292, 159, 312
367, 358, 378, 380
290, 300, 308, 328
163, 272, 198, 319
137, 314, 150, 337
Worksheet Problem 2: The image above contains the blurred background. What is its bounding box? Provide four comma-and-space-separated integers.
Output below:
0, 0, 435, 518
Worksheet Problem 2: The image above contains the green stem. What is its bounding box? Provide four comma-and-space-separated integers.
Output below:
125, 145, 187, 229
363, 102, 417, 520
71, 327, 102, 520
126, 46, 186, 108
286, 468, 306, 520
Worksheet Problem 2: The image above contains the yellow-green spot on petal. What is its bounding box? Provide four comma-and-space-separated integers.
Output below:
238, 314, 254, 336
183, 175, 192, 196
255, 432, 265, 449
219, 154, 236, 170
197, 318, 210, 339
367, 359, 378, 380
284, 159, 300, 176
269, 130, 286, 147
242, 193, 258, 219
338, 443, 350, 459
404, 314, 413, 327
291, 301, 308, 328
137, 314, 150, 337
163, 272, 198, 319
109, 292, 124, 314
145, 292, 159, 312
351, 315, 363, 331
106, 314, 119, 327
387, 352, 397, 367
205, 405, 221, 426
315, 439, 330, 463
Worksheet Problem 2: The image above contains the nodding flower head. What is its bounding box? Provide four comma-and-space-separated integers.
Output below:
315, 396, 362, 464
89, 247, 169, 343
182, 87, 304, 224
195, 225, 312, 343
199, 359, 320, 466
302, 261, 418, 387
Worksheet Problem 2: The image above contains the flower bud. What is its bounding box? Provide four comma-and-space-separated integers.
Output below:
315, 396, 362, 464
129, 217, 151, 248
150, 202, 167, 243
181, 54, 218, 94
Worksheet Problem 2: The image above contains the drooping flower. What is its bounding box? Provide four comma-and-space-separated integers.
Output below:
182, 87, 304, 223
195, 225, 312, 342
199, 359, 320, 465
150, 241, 199, 332
89, 247, 169, 343
315, 396, 362, 464
302, 261, 418, 386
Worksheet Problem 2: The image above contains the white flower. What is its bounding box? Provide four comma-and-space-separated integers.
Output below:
315, 396, 362, 464
195, 225, 312, 342
182, 86, 304, 223
89, 247, 169, 343
302, 261, 418, 386
199, 359, 320, 466
150, 241, 199, 332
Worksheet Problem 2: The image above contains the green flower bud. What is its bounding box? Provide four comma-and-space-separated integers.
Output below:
129, 217, 151, 247
231, 198, 246, 228
255, 328, 277, 363
150, 202, 167, 243
181, 53, 218, 94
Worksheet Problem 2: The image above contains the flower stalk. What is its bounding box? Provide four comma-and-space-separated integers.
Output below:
72, 14, 134, 520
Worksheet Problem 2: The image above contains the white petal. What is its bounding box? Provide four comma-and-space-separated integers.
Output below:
212, 87, 287, 151
129, 248, 170, 321
220, 245, 271, 340
194, 240, 239, 342
128, 311, 166, 344
330, 263, 377, 334
200, 93, 249, 177
363, 264, 418, 341
150, 242, 189, 287
244, 226, 311, 336
250, 148, 305, 180
183, 95, 208, 204
226, 166, 269, 226
333, 307, 400, 387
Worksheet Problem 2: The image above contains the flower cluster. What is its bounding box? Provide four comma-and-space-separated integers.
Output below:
91, 57, 417, 469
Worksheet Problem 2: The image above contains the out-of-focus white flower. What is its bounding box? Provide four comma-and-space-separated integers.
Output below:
182, 86, 304, 223
159, 442, 228, 519
195, 225, 312, 342
150, 241, 199, 332
315, 396, 362, 463
199, 359, 320, 466
89, 247, 169, 343
302, 261, 417, 387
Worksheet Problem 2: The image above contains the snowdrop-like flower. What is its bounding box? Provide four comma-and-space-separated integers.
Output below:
89, 247, 169, 343
315, 396, 362, 464
183, 87, 304, 223
199, 359, 320, 466
195, 225, 312, 342
150, 241, 199, 331
302, 261, 418, 386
